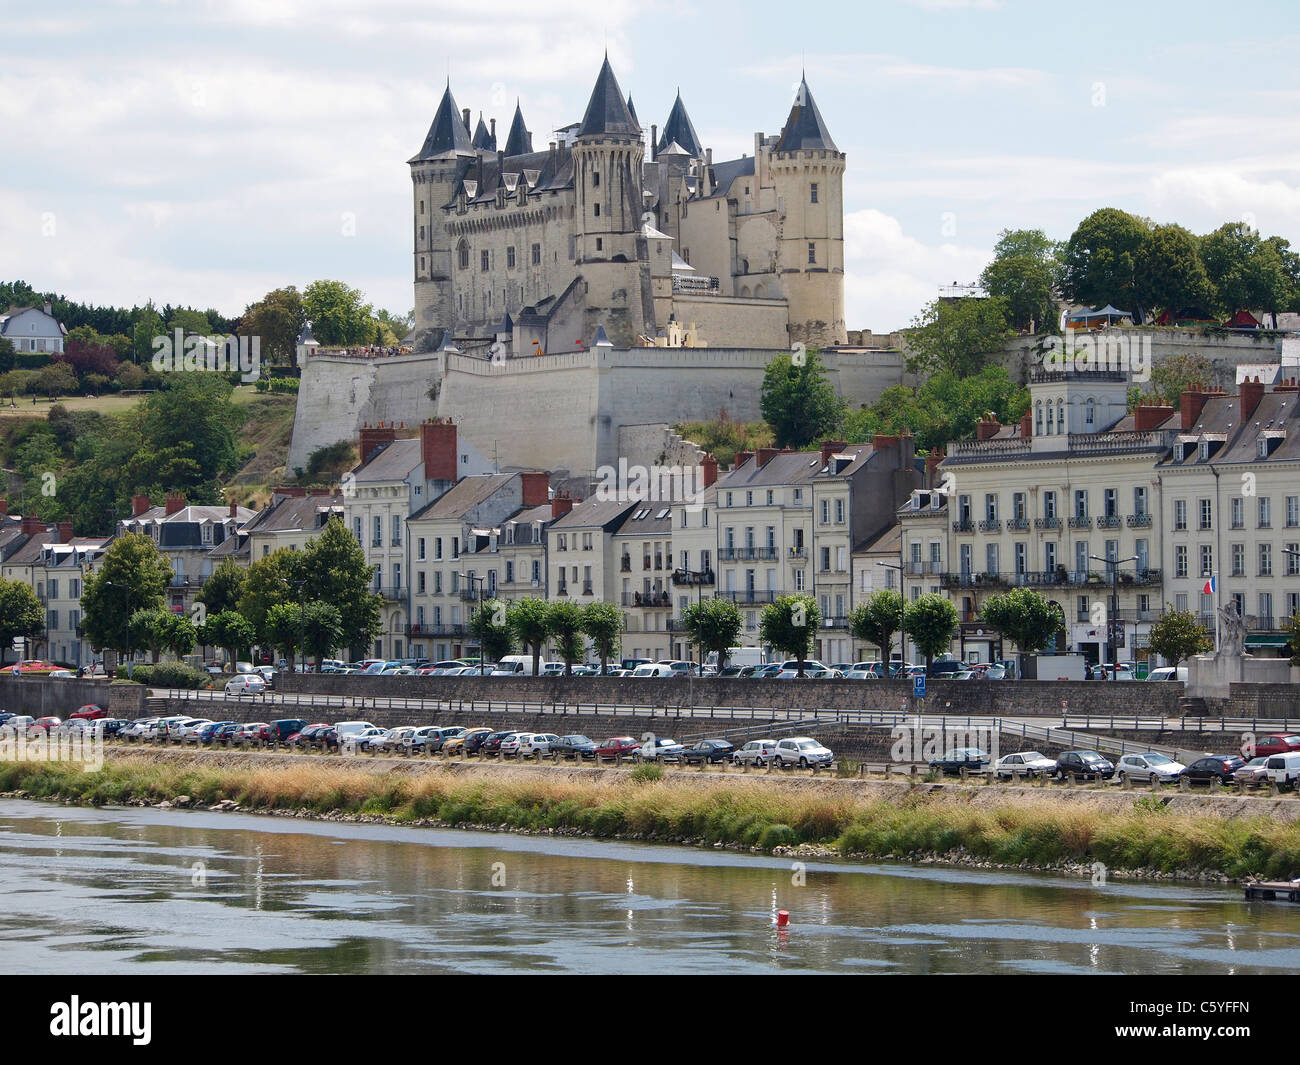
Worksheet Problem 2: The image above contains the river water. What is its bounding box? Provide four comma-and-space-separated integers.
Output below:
1, 798, 1296, 974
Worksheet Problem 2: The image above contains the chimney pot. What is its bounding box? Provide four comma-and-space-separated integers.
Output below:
701, 454, 718, 488
519, 470, 550, 507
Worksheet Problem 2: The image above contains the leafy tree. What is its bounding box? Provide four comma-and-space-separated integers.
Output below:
199, 558, 248, 617
36, 361, 77, 399
469, 599, 515, 667
759, 595, 820, 676
158, 611, 197, 660
166, 308, 212, 336
980, 588, 1064, 655
580, 601, 623, 674
1060, 207, 1152, 314
129, 608, 172, 663
132, 302, 166, 363
298, 519, 381, 656
375, 307, 414, 337
1140, 352, 1212, 410
199, 610, 255, 667
80, 533, 174, 659
1200, 222, 1290, 318
760, 349, 846, 449
302, 279, 374, 346
263, 602, 304, 669
0, 577, 45, 664
0, 337, 15, 374
546, 601, 586, 675
681, 597, 743, 670
1264, 236, 1300, 314
848, 589, 903, 663
59, 337, 119, 381
1135, 223, 1213, 315
1283, 612, 1300, 666
979, 228, 1062, 333
903, 594, 959, 667
509, 597, 550, 676
1147, 608, 1212, 667
671, 409, 772, 467
300, 601, 343, 666
238, 549, 302, 643
904, 296, 1011, 377
242, 286, 304, 365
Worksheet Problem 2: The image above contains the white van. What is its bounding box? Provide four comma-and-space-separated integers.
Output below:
334, 721, 378, 746
1265, 752, 1300, 786
490, 654, 537, 677
1147, 666, 1188, 682
631, 663, 673, 677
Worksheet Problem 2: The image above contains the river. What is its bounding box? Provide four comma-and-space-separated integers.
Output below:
0, 799, 1296, 974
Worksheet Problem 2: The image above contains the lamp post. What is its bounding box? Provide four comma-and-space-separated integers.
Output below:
876, 561, 905, 676
1090, 553, 1136, 681
459, 573, 487, 676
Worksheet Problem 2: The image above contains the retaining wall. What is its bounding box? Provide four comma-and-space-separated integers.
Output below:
0, 677, 144, 717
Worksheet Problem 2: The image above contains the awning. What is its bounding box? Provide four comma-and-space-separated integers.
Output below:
1245, 634, 1290, 648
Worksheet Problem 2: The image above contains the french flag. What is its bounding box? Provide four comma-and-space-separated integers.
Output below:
1203, 575, 1217, 595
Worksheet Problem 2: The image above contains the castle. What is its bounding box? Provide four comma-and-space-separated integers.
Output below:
408, 57, 847, 352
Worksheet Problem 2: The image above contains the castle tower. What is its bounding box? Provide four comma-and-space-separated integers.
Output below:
503, 101, 532, 157
410, 83, 476, 332
572, 57, 653, 346
770, 75, 846, 347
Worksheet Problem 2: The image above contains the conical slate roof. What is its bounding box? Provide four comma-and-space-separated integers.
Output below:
656, 91, 702, 158
626, 94, 640, 130
503, 101, 532, 157
579, 56, 638, 137
775, 76, 838, 152
414, 83, 475, 159
472, 113, 495, 151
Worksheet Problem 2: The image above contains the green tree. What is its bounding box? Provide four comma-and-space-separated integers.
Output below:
132, 302, 166, 363
0, 337, 15, 373
199, 610, 255, 667
979, 587, 1064, 655
903, 594, 959, 667
298, 518, 381, 656
0, 577, 45, 665
848, 589, 903, 663
1141, 352, 1212, 409
546, 601, 586, 675
979, 228, 1061, 333
1200, 222, 1290, 318
1060, 207, 1152, 314
680, 597, 743, 670
36, 361, 77, 399
300, 601, 343, 666
302, 280, 374, 346
199, 557, 248, 617
760, 349, 846, 449
129, 608, 171, 663
166, 308, 212, 336
263, 602, 303, 670
469, 599, 515, 667
904, 296, 1011, 377
759, 594, 820, 676
509, 597, 550, 676
580, 600, 623, 674
1283, 612, 1300, 666
242, 286, 304, 365
80, 533, 173, 659
157, 611, 197, 660
238, 549, 302, 643
1147, 608, 1212, 667
1135, 223, 1213, 316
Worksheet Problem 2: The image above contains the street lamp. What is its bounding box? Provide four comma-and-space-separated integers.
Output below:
1090, 554, 1137, 681
459, 573, 487, 676
875, 561, 905, 676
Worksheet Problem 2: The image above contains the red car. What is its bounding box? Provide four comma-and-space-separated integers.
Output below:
1242, 734, 1300, 759
594, 736, 641, 759
30, 716, 62, 731
68, 704, 108, 721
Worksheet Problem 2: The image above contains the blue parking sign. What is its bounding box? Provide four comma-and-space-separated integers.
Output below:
913, 675, 926, 698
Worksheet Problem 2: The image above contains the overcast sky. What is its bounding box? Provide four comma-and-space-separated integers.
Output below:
5, 0, 1299, 333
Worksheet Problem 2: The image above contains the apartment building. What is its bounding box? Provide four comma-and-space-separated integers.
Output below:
611, 504, 675, 661
241, 488, 345, 560
668, 482, 718, 661
1157, 377, 1300, 656
849, 522, 901, 662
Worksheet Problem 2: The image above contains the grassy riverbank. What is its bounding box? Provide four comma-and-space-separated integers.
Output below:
3, 758, 1300, 879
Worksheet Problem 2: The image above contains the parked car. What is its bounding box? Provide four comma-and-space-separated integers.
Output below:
197, 721, 237, 744
258, 719, 310, 744
630, 663, 674, 677
927, 657, 969, 678
595, 736, 642, 760
1183, 754, 1246, 785
255, 666, 277, 688
232, 722, 271, 742
1146, 666, 1188, 682
447, 727, 492, 754
842, 663, 880, 680
774, 659, 830, 678
480, 731, 517, 755
994, 751, 1057, 779
1054, 750, 1115, 780
748, 664, 784, 679
1234, 756, 1271, 786
638, 736, 684, 762
772, 736, 834, 768
30, 716, 63, 732
333, 721, 378, 745
657, 661, 698, 677
517, 733, 558, 757
929, 748, 990, 774
732, 739, 778, 767
679, 739, 736, 765
285, 723, 339, 749
120, 717, 158, 740
350, 727, 391, 752
174, 718, 214, 739
68, 704, 108, 721
551, 734, 598, 759
1242, 734, 1300, 759
1264, 752, 1300, 787
1115, 752, 1186, 784
498, 732, 528, 756
225, 675, 266, 696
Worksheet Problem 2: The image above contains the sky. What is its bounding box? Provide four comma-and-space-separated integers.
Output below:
5, 0, 1300, 333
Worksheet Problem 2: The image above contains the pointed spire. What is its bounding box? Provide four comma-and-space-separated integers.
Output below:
503, 100, 533, 157
435, 329, 460, 353
471, 112, 495, 151
593, 323, 613, 348
775, 76, 838, 152
413, 83, 475, 159
626, 94, 640, 130
656, 90, 702, 159
578, 56, 638, 137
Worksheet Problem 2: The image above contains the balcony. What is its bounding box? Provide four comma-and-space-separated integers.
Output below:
458, 587, 479, 601
715, 590, 780, 605
1007, 517, 1029, 531
720, 546, 779, 562
405, 622, 466, 637
1034, 516, 1061, 530
621, 557, 631, 572
1127, 513, 1152, 528
978, 519, 1001, 533
951, 519, 975, 533
788, 546, 808, 559
375, 586, 403, 600
557, 583, 568, 597
671, 568, 715, 586
624, 590, 671, 608
1096, 515, 1121, 529
667, 617, 689, 632
821, 615, 849, 629
1067, 515, 1091, 529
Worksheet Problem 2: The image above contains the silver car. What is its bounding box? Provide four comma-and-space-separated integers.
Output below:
772, 736, 833, 768
1116, 752, 1185, 783
995, 751, 1057, 779
732, 739, 778, 767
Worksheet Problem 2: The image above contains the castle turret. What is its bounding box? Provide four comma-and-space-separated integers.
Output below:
656, 90, 703, 160
770, 75, 846, 347
503, 100, 532, 157
410, 82, 477, 331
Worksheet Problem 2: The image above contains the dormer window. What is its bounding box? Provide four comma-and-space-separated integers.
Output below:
1259, 438, 1269, 459
1199, 441, 1209, 461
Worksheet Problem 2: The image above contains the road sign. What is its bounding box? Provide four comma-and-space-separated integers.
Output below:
913, 675, 926, 698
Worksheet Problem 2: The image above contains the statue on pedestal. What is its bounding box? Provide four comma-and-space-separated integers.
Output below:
1216, 601, 1248, 659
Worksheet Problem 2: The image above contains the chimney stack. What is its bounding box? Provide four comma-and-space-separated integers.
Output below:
1019, 412, 1032, 438
229, 499, 239, 517
358, 421, 397, 466
164, 492, 186, 515
925, 449, 945, 487
733, 450, 754, 469
57, 520, 73, 543
519, 471, 550, 508
490, 117, 496, 144
1240, 375, 1266, 419
420, 418, 458, 482
976, 418, 1000, 442
20, 514, 41, 536
755, 447, 778, 468
651, 125, 657, 161
701, 454, 718, 488
43, 301, 52, 316
462, 107, 471, 132
1180, 387, 1209, 431
820, 439, 849, 467
869, 434, 899, 452
551, 490, 575, 520
0, 498, 8, 516
1134, 404, 1175, 432
132, 494, 151, 517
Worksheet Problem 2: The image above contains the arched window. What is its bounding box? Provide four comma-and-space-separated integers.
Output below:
1085, 398, 1095, 427
457, 239, 469, 270
1046, 402, 1054, 434
1057, 398, 1065, 433
1034, 401, 1043, 435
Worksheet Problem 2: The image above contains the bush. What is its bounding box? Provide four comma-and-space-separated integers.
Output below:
253, 376, 299, 393
114, 662, 209, 688
628, 763, 664, 784
15, 352, 51, 370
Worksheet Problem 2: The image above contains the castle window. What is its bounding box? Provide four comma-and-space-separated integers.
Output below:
594, 203, 600, 217
596, 237, 603, 251
419, 225, 425, 240
807, 242, 816, 264
481, 250, 490, 271
592, 171, 600, 187
507, 246, 516, 269
457, 240, 469, 269
534, 243, 543, 265
810, 183, 818, 203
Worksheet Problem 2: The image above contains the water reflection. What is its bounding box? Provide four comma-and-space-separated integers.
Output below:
0, 800, 1297, 974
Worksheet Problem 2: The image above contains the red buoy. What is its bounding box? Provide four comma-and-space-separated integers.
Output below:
776, 910, 790, 927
